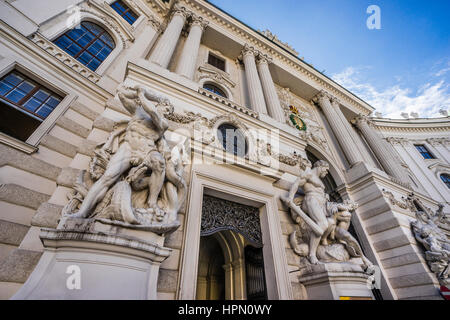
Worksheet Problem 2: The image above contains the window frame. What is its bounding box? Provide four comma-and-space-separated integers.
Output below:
0, 70, 63, 122
203, 83, 227, 98
207, 52, 226, 72
110, 0, 139, 25
414, 144, 436, 160
0, 61, 76, 152
440, 173, 450, 189
53, 21, 116, 72
217, 123, 248, 157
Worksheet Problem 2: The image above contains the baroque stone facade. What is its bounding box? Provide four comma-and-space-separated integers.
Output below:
0, 0, 448, 300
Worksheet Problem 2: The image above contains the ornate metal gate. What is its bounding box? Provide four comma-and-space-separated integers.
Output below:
245, 245, 268, 300
200, 195, 267, 299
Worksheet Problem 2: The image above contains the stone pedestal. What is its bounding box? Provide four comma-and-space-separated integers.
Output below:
298, 263, 374, 300
12, 217, 171, 300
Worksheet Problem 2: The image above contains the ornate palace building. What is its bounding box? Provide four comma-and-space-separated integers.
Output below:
0, 0, 448, 300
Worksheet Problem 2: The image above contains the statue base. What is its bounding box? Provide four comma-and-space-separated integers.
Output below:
298, 262, 375, 300
12, 218, 171, 300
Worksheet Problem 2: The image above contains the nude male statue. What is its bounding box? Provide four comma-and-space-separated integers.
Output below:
283, 160, 330, 264
71, 85, 173, 219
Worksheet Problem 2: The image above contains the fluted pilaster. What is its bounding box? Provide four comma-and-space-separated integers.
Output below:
150, 6, 189, 69
353, 115, 408, 183
257, 54, 285, 122
313, 91, 363, 166
241, 45, 268, 115
175, 15, 208, 79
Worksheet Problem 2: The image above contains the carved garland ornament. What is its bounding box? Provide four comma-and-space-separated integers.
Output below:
201, 195, 262, 246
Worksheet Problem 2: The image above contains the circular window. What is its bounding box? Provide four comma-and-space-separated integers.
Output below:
203, 83, 227, 98
217, 123, 248, 157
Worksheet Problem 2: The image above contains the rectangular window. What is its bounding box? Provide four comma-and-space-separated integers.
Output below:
414, 144, 435, 159
0, 70, 62, 141
111, 0, 138, 25
208, 53, 226, 72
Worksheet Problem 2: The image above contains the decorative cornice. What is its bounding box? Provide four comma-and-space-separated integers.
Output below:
257, 29, 299, 56
145, 0, 171, 17
197, 64, 236, 89
426, 137, 450, 147
385, 137, 410, 146
198, 88, 258, 118
371, 117, 450, 133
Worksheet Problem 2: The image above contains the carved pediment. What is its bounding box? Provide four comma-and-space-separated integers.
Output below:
197, 65, 236, 89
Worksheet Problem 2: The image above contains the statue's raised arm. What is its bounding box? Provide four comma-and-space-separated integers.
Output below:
117, 86, 140, 115
137, 87, 170, 133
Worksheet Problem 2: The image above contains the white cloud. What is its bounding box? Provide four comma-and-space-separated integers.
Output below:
435, 66, 450, 77
332, 67, 450, 119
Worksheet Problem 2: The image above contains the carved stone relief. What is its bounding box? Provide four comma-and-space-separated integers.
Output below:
276, 86, 329, 151
62, 85, 187, 235
279, 157, 374, 273
409, 199, 450, 285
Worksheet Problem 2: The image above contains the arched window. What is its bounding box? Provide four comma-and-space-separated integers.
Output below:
440, 174, 450, 189
54, 21, 115, 71
203, 83, 227, 98
217, 123, 247, 157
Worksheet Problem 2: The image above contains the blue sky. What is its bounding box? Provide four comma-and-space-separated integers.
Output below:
208, 0, 450, 118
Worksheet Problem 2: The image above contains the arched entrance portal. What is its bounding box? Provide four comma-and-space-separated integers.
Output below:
196, 195, 267, 300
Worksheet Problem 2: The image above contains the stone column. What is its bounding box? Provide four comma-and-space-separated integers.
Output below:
222, 262, 234, 300
257, 54, 285, 122
313, 91, 363, 166
241, 45, 268, 115
353, 115, 408, 184
149, 6, 189, 69
330, 98, 377, 167
175, 15, 208, 79
232, 258, 246, 300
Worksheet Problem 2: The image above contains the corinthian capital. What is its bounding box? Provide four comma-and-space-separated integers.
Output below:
190, 14, 209, 30
330, 96, 341, 107
256, 53, 273, 65
171, 5, 190, 20
311, 90, 332, 105
240, 44, 258, 59
351, 114, 372, 128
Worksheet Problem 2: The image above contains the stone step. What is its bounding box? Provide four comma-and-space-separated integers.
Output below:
70, 102, 101, 121
0, 248, 42, 284
0, 144, 61, 181
0, 184, 50, 210
39, 134, 78, 158
0, 220, 29, 247
56, 116, 90, 139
